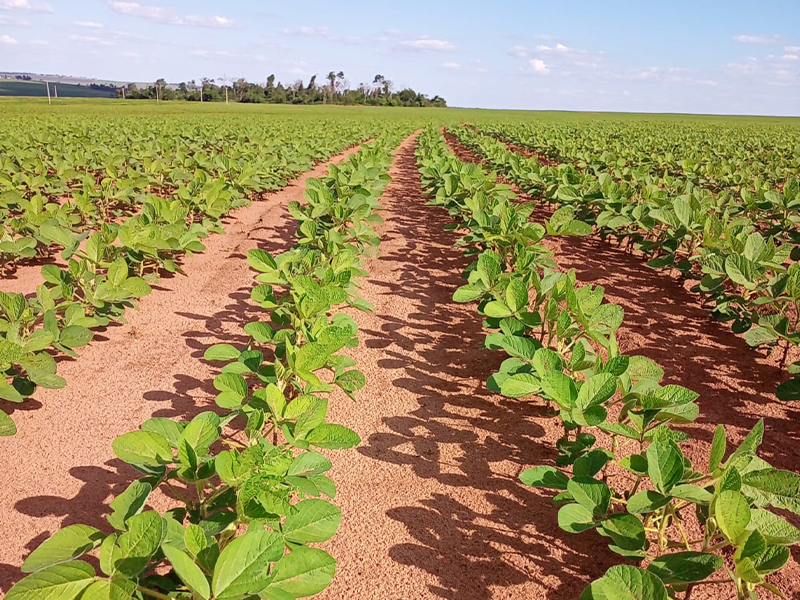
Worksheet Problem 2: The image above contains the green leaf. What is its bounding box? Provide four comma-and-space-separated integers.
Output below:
79, 578, 135, 600
599, 513, 646, 551
749, 509, 800, 544
500, 373, 541, 398
162, 543, 211, 600
558, 503, 595, 533
248, 249, 277, 272
505, 279, 528, 312
670, 484, 713, 504
112, 431, 173, 466
0, 409, 17, 436
484, 300, 513, 318
107, 481, 152, 531
742, 468, 800, 515
305, 424, 360, 449
595, 565, 667, 600
568, 477, 611, 515
520, 466, 569, 490
709, 425, 726, 472
204, 344, 241, 361
646, 439, 684, 494
627, 491, 670, 514
263, 548, 336, 599
541, 371, 577, 409
647, 552, 723, 584
283, 500, 342, 544
576, 373, 617, 410
22, 525, 104, 573
6, 561, 95, 600
715, 490, 751, 543
725, 419, 764, 468
453, 284, 484, 303
113, 511, 164, 576
211, 526, 283, 599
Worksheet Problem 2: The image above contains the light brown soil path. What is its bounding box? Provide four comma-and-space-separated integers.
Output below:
318, 136, 617, 600
0, 143, 363, 592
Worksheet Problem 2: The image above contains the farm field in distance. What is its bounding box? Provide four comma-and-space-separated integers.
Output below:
2, 97, 800, 600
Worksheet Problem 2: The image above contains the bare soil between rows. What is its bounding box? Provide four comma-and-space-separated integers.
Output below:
3, 134, 800, 599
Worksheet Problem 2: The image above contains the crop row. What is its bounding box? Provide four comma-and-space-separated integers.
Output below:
416, 125, 800, 599
1, 117, 379, 272
473, 120, 799, 193
449, 125, 800, 401
0, 121, 381, 436
5, 126, 414, 600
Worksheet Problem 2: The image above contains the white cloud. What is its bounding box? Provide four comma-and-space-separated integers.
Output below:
69, 34, 113, 46
0, 0, 52, 12
106, 1, 236, 28
529, 58, 550, 74
74, 20, 102, 28
508, 45, 528, 58
281, 26, 330, 37
0, 32, 17, 43
781, 54, 799, 61
397, 37, 455, 52
442, 61, 461, 70
786, 46, 800, 53
191, 48, 239, 59
727, 57, 760, 72
121, 50, 138, 57
733, 34, 783, 44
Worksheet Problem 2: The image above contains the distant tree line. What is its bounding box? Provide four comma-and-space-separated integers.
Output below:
120, 73, 447, 107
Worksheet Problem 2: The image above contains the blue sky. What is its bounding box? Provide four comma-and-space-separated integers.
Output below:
1, 0, 799, 115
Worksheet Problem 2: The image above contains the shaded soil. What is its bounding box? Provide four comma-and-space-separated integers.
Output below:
0, 144, 363, 592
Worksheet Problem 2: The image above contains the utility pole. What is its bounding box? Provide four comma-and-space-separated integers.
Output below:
156, 83, 160, 104
45, 81, 51, 105
122, 87, 125, 99
54, 85, 58, 99
225, 86, 228, 104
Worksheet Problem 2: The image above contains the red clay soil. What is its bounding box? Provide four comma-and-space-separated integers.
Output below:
0, 143, 363, 592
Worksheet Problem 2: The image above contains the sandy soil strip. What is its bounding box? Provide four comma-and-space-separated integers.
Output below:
317, 135, 618, 600
0, 143, 363, 592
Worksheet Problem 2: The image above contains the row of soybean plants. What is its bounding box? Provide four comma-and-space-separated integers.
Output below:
474, 120, 799, 193
5, 126, 413, 600
451, 125, 800, 401
0, 118, 378, 436
416, 125, 800, 600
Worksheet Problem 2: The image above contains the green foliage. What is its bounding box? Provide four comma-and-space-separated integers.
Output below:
416, 124, 800, 600
7, 124, 414, 599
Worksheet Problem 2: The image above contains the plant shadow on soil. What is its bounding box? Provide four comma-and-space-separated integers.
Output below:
356, 144, 617, 599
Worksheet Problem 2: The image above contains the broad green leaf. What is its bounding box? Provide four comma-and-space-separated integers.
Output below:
212, 526, 283, 599
715, 490, 751, 543
596, 565, 668, 600
520, 466, 569, 490
263, 548, 336, 598
162, 543, 210, 600
6, 561, 95, 600
576, 373, 616, 410
647, 552, 723, 584
22, 525, 104, 573
283, 500, 342, 544
112, 431, 173, 466
113, 511, 164, 576
646, 439, 684, 494
305, 424, 360, 449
